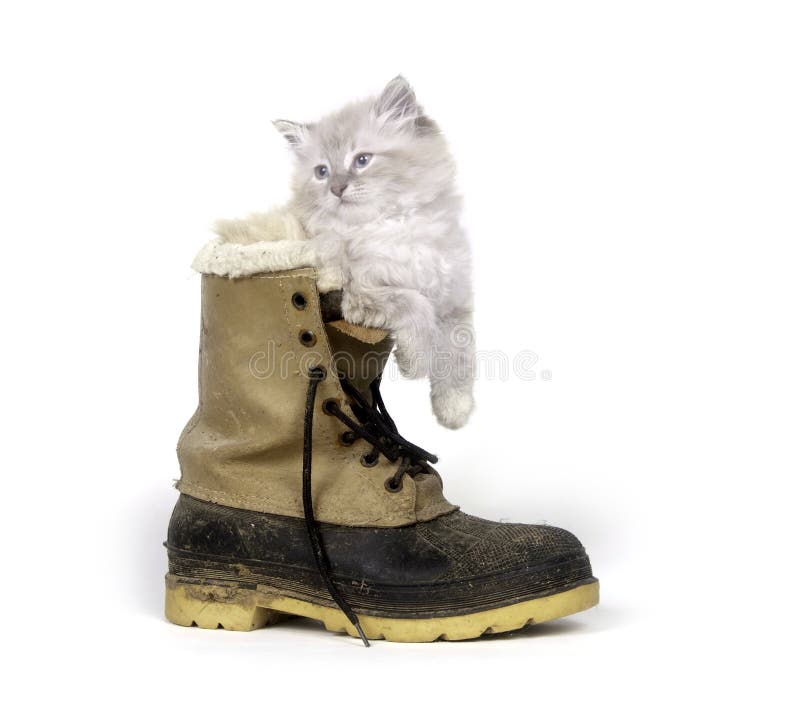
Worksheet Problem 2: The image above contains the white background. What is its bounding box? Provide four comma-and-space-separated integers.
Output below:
1, 1, 798, 700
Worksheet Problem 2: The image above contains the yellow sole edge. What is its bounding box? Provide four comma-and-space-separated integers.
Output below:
165, 575, 599, 643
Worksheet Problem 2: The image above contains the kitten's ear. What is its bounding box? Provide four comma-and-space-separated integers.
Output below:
272, 119, 307, 147
375, 75, 418, 125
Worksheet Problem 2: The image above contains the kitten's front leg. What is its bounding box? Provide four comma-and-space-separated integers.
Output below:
315, 261, 344, 293
429, 310, 475, 429
308, 239, 345, 293
393, 312, 437, 379
342, 288, 437, 379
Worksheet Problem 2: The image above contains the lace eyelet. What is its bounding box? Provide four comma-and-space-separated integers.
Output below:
308, 366, 326, 381
292, 292, 307, 310
384, 477, 403, 493
361, 452, 379, 468
299, 330, 317, 347
340, 430, 356, 446
322, 399, 339, 415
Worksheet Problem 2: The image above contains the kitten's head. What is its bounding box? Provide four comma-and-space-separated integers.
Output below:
275, 76, 455, 231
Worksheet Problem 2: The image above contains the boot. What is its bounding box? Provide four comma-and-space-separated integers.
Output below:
165, 264, 599, 644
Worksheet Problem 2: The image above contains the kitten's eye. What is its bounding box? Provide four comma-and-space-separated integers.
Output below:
314, 165, 329, 179
353, 153, 373, 168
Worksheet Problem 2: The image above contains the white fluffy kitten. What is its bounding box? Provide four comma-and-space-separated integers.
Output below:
228, 77, 474, 429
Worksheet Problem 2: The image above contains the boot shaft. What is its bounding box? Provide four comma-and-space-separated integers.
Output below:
177, 269, 454, 526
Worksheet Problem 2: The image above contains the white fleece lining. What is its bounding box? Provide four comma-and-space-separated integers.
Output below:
192, 239, 342, 293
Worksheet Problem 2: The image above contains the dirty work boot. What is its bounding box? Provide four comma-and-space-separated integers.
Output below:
165, 256, 599, 644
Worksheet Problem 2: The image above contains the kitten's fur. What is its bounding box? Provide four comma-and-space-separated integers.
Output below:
222, 77, 474, 429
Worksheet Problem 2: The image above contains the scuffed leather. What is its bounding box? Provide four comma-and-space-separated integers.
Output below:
176, 270, 456, 527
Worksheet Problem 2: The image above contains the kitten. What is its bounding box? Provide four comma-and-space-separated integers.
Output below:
223, 76, 474, 429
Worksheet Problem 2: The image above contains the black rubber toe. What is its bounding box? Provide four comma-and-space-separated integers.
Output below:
166, 495, 594, 619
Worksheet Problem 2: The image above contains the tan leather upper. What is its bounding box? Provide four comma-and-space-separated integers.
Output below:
176, 269, 456, 527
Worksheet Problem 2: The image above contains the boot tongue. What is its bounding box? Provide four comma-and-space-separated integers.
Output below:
319, 291, 388, 344
323, 297, 445, 498
320, 290, 393, 394
325, 321, 393, 396
327, 320, 388, 345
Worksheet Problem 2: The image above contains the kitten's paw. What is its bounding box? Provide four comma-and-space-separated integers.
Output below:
316, 263, 344, 292
431, 388, 474, 429
341, 296, 387, 329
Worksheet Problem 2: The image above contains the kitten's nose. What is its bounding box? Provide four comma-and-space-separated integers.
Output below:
331, 182, 348, 198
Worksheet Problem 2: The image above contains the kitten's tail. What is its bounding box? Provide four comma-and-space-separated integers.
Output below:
214, 207, 308, 243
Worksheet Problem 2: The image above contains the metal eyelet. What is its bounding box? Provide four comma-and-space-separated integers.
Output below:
322, 399, 339, 415
292, 292, 307, 310
299, 330, 317, 347
308, 366, 326, 381
384, 477, 403, 493
340, 431, 356, 446
361, 452, 379, 468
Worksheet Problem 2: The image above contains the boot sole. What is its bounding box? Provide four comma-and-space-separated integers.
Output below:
164, 574, 599, 643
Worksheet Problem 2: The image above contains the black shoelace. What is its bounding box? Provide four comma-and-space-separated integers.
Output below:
302, 366, 438, 647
